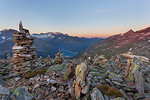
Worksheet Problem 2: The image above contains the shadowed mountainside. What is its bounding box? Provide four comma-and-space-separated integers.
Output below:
80, 27, 150, 58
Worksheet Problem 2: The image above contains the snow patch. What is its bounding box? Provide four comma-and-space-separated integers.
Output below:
1, 36, 6, 39
32, 33, 55, 39
58, 37, 61, 39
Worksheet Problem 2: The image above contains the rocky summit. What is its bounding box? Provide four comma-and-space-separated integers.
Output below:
0, 50, 150, 100
0, 23, 150, 100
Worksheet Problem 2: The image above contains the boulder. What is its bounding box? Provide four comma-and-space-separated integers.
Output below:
75, 62, 89, 84
46, 64, 66, 73
64, 62, 75, 80
10, 87, 33, 100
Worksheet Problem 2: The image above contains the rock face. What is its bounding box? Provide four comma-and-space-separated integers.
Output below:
11, 21, 36, 66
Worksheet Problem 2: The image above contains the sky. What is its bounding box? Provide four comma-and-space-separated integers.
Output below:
0, 0, 150, 38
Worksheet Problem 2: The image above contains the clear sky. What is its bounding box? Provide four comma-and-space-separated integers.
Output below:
0, 0, 150, 38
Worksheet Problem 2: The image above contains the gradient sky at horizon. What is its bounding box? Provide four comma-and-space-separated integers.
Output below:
0, 0, 150, 38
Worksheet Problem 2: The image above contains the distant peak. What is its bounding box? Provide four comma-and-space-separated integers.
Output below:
127, 29, 134, 33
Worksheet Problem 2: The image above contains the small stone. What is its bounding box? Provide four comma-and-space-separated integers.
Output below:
120, 89, 129, 100
51, 86, 56, 92
144, 93, 150, 98
110, 97, 125, 100
112, 81, 126, 87
33, 84, 40, 90
48, 79, 57, 85
104, 95, 109, 100
14, 77, 21, 81
57, 93, 62, 97
2, 95, 10, 100
81, 84, 89, 94
109, 72, 123, 82
91, 88, 104, 100
58, 86, 65, 92
0, 85, 10, 95
81, 82, 86, 89
0, 77, 5, 85
44, 76, 49, 79
68, 87, 75, 97
146, 74, 150, 83
44, 90, 49, 96
56, 72, 61, 77
145, 82, 150, 92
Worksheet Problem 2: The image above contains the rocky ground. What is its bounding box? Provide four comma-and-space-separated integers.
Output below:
0, 52, 150, 100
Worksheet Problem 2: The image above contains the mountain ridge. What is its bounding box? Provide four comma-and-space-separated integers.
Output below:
81, 27, 150, 58
0, 29, 103, 58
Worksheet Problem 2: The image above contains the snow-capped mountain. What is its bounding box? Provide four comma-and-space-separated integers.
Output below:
32, 32, 71, 40
32, 32, 103, 57
0, 29, 103, 58
32, 32, 56, 39
0, 29, 17, 43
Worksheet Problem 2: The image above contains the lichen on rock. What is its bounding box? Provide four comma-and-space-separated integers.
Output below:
97, 83, 124, 98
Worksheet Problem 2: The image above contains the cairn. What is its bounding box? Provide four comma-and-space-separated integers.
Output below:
53, 49, 64, 64
11, 21, 36, 66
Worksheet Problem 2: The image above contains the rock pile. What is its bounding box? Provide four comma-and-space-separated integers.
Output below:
53, 49, 64, 64
11, 21, 36, 66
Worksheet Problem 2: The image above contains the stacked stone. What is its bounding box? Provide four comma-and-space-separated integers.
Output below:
12, 21, 36, 66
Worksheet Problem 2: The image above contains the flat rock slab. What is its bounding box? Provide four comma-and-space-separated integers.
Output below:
134, 71, 145, 98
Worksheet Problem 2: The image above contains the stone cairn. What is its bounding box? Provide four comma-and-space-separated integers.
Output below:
11, 21, 36, 66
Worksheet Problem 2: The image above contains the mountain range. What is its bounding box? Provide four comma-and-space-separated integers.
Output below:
0, 29, 103, 58
82, 27, 150, 58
